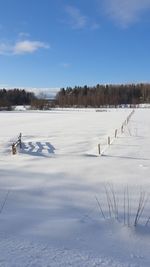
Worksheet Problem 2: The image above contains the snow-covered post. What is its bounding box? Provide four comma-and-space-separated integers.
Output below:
108, 137, 110, 145
115, 129, 117, 138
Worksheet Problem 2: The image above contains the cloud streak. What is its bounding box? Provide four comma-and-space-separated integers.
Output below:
60, 62, 71, 68
103, 0, 150, 27
0, 40, 49, 55
65, 5, 100, 30
65, 5, 88, 29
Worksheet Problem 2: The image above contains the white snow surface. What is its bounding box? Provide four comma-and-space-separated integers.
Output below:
0, 108, 150, 266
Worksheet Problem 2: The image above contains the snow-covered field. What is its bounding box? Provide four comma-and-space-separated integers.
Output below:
0, 108, 150, 267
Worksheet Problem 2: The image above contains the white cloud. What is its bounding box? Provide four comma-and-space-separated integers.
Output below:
0, 40, 50, 55
65, 5, 88, 29
13, 40, 49, 54
103, 0, 150, 27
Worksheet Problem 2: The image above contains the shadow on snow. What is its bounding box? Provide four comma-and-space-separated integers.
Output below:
20, 142, 55, 157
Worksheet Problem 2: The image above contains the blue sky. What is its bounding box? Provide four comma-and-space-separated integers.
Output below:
0, 0, 150, 89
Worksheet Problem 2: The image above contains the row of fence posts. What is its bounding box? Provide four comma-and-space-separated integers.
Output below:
12, 133, 22, 155
98, 109, 135, 156
11, 110, 135, 156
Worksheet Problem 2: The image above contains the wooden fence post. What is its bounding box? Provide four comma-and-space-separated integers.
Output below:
12, 133, 23, 155
12, 144, 17, 155
98, 144, 101, 155
108, 136, 110, 145
19, 133, 22, 149
115, 129, 117, 138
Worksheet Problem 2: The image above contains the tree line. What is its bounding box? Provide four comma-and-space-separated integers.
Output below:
0, 88, 55, 110
0, 88, 36, 109
1, 84, 150, 110
56, 83, 150, 107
